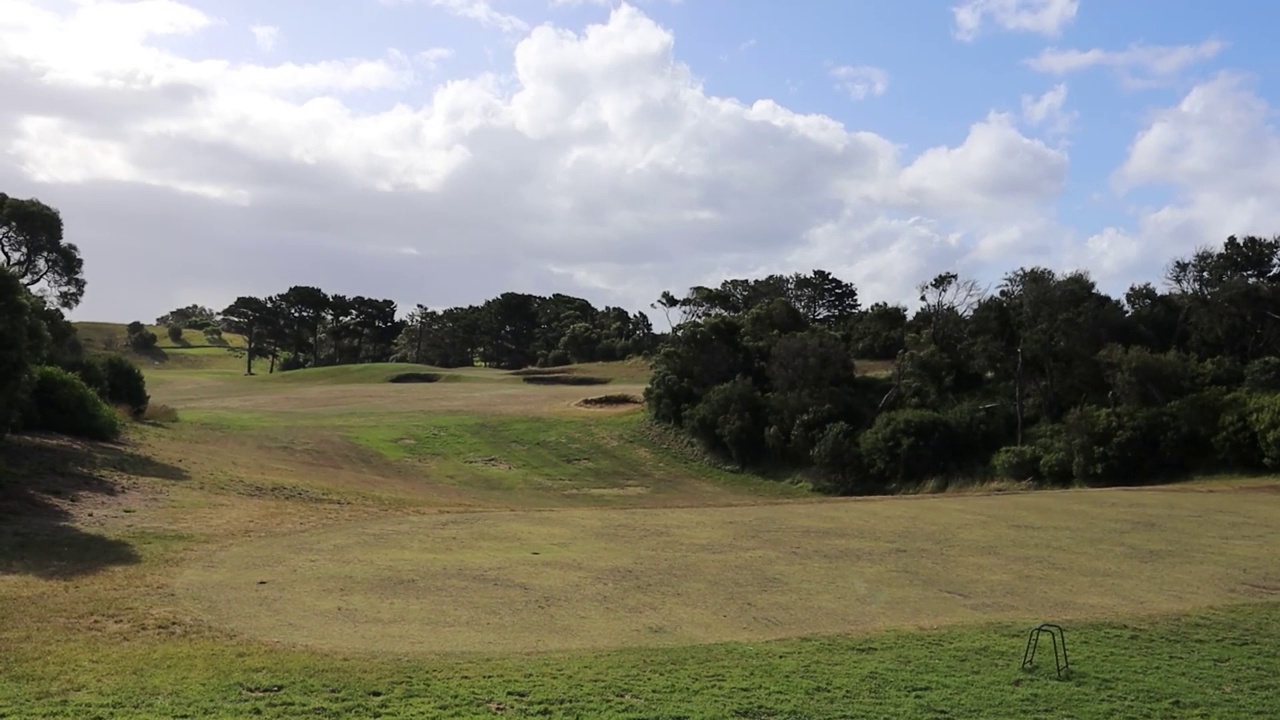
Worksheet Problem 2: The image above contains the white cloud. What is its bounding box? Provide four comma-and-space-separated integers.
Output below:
1020, 83, 1075, 136
416, 47, 454, 72
899, 111, 1067, 226
829, 65, 889, 101
1081, 73, 1280, 281
409, 0, 529, 33
1, 0, 1076, 322
1026, 39, 1226, 86
952, 0, 1077, 42
250, 24, 278, 52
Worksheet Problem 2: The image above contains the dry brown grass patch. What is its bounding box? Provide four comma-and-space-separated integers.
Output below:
177, 481, 1280, 654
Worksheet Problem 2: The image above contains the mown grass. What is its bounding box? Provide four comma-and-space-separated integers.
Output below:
259, 363, 476, 385
13, 351, 1280, 718
179, 407, 799, 501
1, 604, 1276, 718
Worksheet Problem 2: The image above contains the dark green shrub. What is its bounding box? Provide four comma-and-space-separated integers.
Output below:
1059, 406, 1176, 486
0, 270, 35, 438
1214, 392, 1262, 470
128, 328, 157, 351
684, 378, 767, 465
810, 421, 868, 494
1196, 355, 1244, 389
858, 408, 958, 487
20, 366, 121, 441
203, 326, 224, 344
946, 402, 1015, 468
1245, 358, 1280, 393
76, 354, 149, 417
1035, 431, 1074, 485
991, 445, 1041, 481
167, 324, 183, 343
1248, 393, 1280, 469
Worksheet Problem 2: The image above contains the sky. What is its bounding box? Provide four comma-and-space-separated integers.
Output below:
1, 0, 1277, 324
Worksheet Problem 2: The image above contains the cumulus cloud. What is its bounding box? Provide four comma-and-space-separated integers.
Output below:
382, 0, 528, 33
1, 0, 1097, 322
415, 47, 454, 72
1026, 39, 1226, 87
829, 65, 889, 101
1081, 73, 1280, 281
952, 0, 1077, 42
1020, 83, 1075, 136
250, 24, 279, 53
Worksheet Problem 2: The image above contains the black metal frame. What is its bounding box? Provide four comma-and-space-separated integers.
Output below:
1021, 623, 1070, 679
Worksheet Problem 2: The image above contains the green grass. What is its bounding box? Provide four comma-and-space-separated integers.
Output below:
2, 604, 1276, 718
180, 407, 798, 501
12, 351, 1280, 718
260, 363, 476, 385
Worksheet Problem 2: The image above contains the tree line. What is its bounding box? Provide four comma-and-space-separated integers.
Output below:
10, 189, 1280, 499
645, 236, 1280, 494
154, 289, 658, 375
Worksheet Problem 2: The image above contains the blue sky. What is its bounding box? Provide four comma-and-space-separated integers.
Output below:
2, 0, 1278, 321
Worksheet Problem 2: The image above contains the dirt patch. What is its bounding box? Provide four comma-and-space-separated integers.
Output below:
388, 373, 442, 384
522, 375, 610, 386
575, 394, 643, 409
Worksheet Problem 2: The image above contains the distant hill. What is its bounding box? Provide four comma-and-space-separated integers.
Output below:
74, 322, 248, 373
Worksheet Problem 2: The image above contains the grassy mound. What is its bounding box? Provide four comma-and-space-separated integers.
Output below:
267, 363, 459, 386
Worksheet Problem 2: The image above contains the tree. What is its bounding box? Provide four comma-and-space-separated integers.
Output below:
915, 272, 984, 350
156, 304, 218, 330
0, 269, 35, 437
478, 293, 541, 369
221, 296, 271, 375
167, 325, 184, 343
1166, 235, 1280, 362
126, 321, 158, 351
277, 286, 330, 366
0, 193, 85, 309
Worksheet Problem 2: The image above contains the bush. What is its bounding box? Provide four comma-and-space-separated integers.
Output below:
20, 366, 121, 441
72, 354, 149, 417
0, 270, 35, 438
167, 324, 183, 343
1057, 406, 1181, 486
1245, 358, 1280, 393
1248, 393, 1280, 469
203, 326, 224, 344
858, 409, 958, 488
1214, 392, 1262, 470
810, 421, 867, 494
947, 402, 1015, 468
991, 445, 1042, 481
96, 354, 149, 417
128, 328, 157, 351
1197, 355, 1244, 389
1035, 430, 1074, 485
684, 377, 767, 464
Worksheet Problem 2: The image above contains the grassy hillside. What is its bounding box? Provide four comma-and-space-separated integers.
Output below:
5, 344, 1280, 718
75, 321, 249, 373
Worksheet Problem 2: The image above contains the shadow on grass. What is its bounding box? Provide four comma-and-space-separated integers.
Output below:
0, 433, 189, 580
